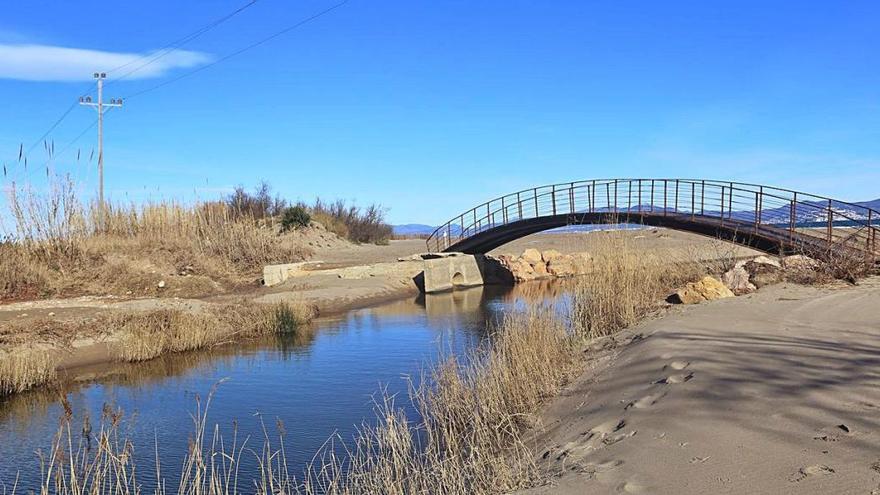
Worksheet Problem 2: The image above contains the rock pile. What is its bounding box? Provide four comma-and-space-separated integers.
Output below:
668, 276, 735, 304
670, 254, 821, 304
719, 254, 818, 295
498, 248, 593, 282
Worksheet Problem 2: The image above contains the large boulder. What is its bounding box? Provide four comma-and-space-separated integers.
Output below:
497, 249, 593, 282
746, 255, 781, 269
520, 248, 544, 265
741, 255, 783, 288
722, 266, 756, 295
532, 259, 550, 277
508, 258, 538, 282
547, 255, 577, 277
669, 276, 735, 304
782, 254, 819, 272
542, 249, 564, 263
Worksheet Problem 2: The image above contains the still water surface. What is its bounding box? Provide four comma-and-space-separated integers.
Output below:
0, 282, 569, 488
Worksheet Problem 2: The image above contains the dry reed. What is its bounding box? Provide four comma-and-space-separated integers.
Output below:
113, 301, 316, 362
0, 301, 314, 396
302, 309, 577, 494
1, 178, 310, 300
570, 234, 705, 338
0, 349, 58, 397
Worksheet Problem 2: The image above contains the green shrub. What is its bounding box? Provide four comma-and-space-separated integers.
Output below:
280, 205, 311, 232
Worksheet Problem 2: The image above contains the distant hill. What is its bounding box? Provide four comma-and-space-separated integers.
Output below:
392, 224, 463, 236
392, 224, 436, 236
856, 199, 880, 211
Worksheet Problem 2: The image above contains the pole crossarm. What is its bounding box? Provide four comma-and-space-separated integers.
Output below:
78, 72, 123, 210
425, 178, 880, 261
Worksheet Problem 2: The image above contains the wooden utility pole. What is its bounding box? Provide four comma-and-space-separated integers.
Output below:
79, 72, 122, 209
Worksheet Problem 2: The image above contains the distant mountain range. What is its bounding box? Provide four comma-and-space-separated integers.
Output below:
857, 199, 880, 210
392, 224, 436, 236
394, 198, 880, 236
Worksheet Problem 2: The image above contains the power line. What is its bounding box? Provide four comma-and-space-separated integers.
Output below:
7, 0, 263, 176
6, 0, 351, 190
23, 101, 77, 156
104, 0, 261, 86
125, 0, 350, 100
10, 119, 99, 187
4, 81, 95, 183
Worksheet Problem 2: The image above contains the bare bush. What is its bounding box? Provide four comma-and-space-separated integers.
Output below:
225, 181, 287, 220
310, 198, 392, 245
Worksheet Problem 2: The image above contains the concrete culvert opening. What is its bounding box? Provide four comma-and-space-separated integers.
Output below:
452, 272, 465, 286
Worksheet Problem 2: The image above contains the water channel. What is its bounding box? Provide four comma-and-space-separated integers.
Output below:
0, 281, 571, 488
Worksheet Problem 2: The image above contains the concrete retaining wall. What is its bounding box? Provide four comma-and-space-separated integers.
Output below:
421, 253, 514, 293
422, 255, 484, 293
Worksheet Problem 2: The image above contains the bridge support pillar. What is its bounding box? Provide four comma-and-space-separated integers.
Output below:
420, 254, 513, 293
422, 254, 484, 293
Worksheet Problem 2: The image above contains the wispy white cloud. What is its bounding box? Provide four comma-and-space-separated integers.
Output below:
0, 43, 212, 82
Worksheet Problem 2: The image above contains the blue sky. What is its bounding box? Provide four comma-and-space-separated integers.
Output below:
1, 1, 878, 224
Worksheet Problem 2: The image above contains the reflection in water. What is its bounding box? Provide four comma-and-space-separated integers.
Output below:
0, 281, 570, 488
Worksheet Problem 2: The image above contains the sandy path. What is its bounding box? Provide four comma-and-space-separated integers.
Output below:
522, 278, 880, 494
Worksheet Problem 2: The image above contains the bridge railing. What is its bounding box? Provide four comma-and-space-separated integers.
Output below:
426, 179, 880, 257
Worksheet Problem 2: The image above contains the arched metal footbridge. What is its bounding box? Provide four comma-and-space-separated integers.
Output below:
426, 179, 879, 260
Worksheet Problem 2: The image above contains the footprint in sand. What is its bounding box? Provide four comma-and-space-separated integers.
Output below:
789, 464, 835, 482
592, 418, 627, 436
664, 360, 690, 371
582, 459, 624, 474
603, 430, 637, 446
655, 371, 694, 384
617, 481, 649, 493
813, 424, 853, 442
576, 419, 637, 450
625, 391, 667, 410
552, 421, 627, 461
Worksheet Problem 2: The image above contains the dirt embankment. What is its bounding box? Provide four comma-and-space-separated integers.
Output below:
0, 239, 430, 373
521, 277, 880, 495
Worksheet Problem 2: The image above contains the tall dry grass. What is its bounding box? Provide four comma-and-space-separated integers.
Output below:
112, 301, 316, 362
1, 178, 310, 300
106, 302, 315, 361
0, 301, 314, 397
0, 349, 58, 397
570, 234, 706, 339
302, 309, 577, 494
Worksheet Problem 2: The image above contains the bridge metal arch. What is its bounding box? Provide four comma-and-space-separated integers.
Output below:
426, 179, 880, 259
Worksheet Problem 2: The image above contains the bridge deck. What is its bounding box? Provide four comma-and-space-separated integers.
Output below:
427, 179, 879, 261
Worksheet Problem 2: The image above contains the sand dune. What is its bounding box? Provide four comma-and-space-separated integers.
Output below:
523, 277, 880, 494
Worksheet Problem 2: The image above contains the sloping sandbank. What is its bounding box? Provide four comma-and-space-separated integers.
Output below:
523, 277, 880, 495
